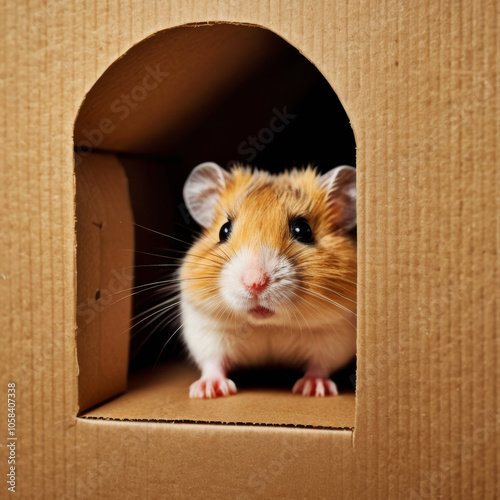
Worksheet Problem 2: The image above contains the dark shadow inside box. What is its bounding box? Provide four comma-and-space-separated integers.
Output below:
230, 358, 356, 393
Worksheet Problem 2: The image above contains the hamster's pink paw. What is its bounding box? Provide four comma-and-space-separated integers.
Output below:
189, 376, 237, 399
292, 376, 338, 397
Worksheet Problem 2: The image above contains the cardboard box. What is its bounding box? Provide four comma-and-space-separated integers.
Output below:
1, 2, 498, 498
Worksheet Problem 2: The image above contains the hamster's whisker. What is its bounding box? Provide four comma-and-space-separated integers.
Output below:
121, 264, 180, 271
296, 272, 357, 297
206, 297, 231, 326
304, 282, 357, 305
124, 301, 181, 337
94, 280, 178, 313
295, 263, 356, 286
158, 275, 219, 285
131, 222, 193, 248
202, 233, 226, 248
228, 307, 242, 337
120, 276, 218, 302
106, 286, 173, 311
290, 290, 353, 336
179, 259, 222, 269
198, 292, 227, 321
121, 250, 185, 264
282, 295, 304, 338
185, 255, 226, 267
104, 279, 169, 296
212, 244, 231, 262
174, 221, 204, 238
133, 248, 226, 267
278, 296, 291, 335
281, 239, 297, 256
100, 274, 215, 303
182, 288, 221, 315
132, 309, 183, 357
220, 299, 235, 337
123, 249, 175, 260
164, 248, 227, 265
301, 271, 358, 289
285, 292, 313, 336
128, 291, 182, 323
154, 321, 185, 368
294, 285, 357, 317
131, 296, 181, 322
298, 290, 357, 332
222, 238, 238, 260
147, 307, 183, 338
130, 306, 181, 340
152, 310, 183, 342
129, 262, 220, 270
333, 277, 357, 287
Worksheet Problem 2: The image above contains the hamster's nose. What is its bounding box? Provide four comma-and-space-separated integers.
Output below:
242, 264, 269, 296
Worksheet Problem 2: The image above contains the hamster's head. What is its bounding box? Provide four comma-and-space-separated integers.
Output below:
180, 162, 357, 328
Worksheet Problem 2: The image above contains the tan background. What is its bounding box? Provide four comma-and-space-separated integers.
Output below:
1, 0, 498, 498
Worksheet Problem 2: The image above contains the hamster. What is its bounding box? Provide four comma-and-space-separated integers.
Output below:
179, 162, 357, 398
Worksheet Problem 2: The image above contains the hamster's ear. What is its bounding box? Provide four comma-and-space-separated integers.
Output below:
320, 165, 356, 231
183, 162, 231, 228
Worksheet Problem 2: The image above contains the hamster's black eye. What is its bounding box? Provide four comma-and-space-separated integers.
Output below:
290, 217, 314, 244
219, 220, 233, 243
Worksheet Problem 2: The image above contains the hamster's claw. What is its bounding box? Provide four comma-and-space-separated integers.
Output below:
189, 376, 237, 399
292, 376, 339, 397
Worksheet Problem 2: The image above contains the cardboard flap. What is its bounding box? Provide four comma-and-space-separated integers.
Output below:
76, 153, 134, 412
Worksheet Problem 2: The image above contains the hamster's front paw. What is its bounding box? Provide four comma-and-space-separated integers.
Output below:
292, 376, 338, 397
189, 376, 237, 399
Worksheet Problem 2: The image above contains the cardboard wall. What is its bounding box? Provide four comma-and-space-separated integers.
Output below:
75, 154, 134, 411
1, 0, 499, 498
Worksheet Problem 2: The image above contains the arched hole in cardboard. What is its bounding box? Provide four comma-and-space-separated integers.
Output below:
75, 23, 357, 429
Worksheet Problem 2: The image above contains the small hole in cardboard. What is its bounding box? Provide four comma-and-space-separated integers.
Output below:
75, 22, 356, 429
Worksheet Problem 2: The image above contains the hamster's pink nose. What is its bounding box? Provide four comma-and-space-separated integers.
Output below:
242, 265, 269, 296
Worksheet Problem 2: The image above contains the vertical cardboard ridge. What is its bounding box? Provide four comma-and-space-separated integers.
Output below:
491, 0, 498, 492
351, 0, 367, 492
394, 3, 410, 495
472, 1, 485, 496
449, 4, 464, 497
459, 3, 472, 496
361, 1, 378, 495
46, 7, 56, 497
481, 0, 499, 495
381, 2, 393, 498
434, 0, 449, 496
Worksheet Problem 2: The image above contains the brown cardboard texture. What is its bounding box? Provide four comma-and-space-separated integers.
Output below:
76, 153, 134, 411
1, 2, 499, 499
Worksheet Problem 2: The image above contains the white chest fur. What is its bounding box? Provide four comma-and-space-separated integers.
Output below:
181, 298, 356, 375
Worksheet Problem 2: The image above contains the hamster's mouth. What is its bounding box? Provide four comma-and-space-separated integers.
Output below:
248, 305, 274, 319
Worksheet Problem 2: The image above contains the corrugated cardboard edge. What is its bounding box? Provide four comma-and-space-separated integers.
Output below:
79, 415, 354, 431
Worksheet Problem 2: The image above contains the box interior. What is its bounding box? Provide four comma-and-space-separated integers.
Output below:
75, 22, 357, 429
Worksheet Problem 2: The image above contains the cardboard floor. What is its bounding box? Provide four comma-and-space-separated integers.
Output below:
81, 362, 356, 430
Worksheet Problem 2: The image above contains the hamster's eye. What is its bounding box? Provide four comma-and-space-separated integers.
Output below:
219, 220, 233, 243
290, 217, 314, 244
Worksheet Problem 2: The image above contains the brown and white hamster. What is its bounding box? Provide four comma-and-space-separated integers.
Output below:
180, 162, 356, 398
